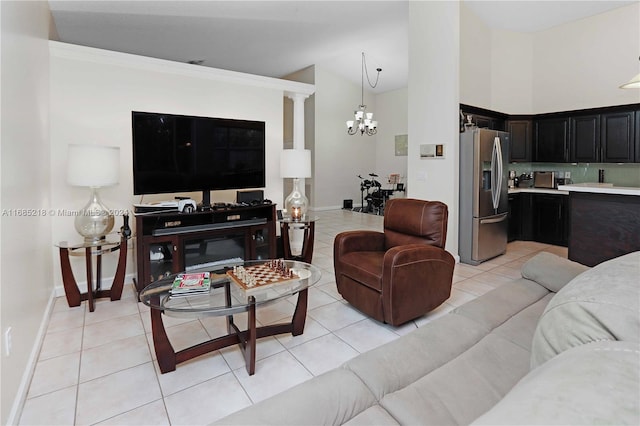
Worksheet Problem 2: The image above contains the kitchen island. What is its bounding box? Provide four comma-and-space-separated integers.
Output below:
558, 183, 640, 266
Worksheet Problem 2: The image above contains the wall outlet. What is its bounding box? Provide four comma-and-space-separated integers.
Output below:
565, 171, 571, 179
4, 327, 12, 356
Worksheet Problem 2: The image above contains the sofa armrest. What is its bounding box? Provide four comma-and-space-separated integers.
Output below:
334, 230, 385, 257
521, 252, 589, 292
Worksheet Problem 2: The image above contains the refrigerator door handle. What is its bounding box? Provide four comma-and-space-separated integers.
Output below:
495, 136, 503, 205
491, 136, 503, 211
480, 214, 508, 225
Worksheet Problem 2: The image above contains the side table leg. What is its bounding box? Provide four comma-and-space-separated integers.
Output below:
281, 222, 292, 259
110, 238, 127, 301
244, 296, 257, 375
59, 247, 81, 307
300, 222, 315, 264
151, 296, 177, 373
291, 288, 308, 336
85, 247, 95, 312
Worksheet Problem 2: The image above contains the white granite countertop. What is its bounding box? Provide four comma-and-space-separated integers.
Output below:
557, 182, 640, 196
508, 187, 569, 195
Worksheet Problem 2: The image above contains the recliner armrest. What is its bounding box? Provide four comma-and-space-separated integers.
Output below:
334, 231, 385, 257
381, 244, 455, 290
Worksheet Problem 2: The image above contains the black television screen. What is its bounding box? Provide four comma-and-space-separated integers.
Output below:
132, 111, 265, 197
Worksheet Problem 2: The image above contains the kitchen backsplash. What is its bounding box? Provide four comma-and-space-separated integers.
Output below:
508, 163, 640, 187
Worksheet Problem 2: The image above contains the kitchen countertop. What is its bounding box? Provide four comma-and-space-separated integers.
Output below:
508, 187, 569, 195
557, 183, 640, 197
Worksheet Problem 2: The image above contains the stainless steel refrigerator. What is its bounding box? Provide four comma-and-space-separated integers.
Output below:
459, 128, 509, 265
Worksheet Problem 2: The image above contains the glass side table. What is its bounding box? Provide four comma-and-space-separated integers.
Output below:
280, 217, 317, 264
56, 234, 129, 312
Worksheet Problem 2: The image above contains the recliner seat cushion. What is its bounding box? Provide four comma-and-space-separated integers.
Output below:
338, 251, 385, 291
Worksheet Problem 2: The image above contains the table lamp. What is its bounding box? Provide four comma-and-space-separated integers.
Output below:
67, 144, 120, 242
280, 149, 311, 221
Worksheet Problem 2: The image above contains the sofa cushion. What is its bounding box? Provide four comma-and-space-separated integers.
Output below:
377, 333, 532, 425
473, 341, 640, 425
213, 368, 377, 425
531, 251, 640, 368
520, 251, 589, 292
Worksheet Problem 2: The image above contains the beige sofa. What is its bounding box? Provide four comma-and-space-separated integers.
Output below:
216, 252, 640, 425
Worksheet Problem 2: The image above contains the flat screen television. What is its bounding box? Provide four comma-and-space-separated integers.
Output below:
132, 111, 265, 206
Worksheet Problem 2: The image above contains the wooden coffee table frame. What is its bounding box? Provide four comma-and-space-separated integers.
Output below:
149, 280, 309, 376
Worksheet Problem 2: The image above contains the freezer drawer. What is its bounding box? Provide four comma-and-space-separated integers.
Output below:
472, 213, 508, 262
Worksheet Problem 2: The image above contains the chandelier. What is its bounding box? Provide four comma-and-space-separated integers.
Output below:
347, 52, 382, 136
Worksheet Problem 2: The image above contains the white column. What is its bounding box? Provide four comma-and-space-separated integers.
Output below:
288, 93, 308, 150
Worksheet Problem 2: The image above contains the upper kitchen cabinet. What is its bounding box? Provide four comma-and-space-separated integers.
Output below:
570, 114, 600, 163
601, 111, 635, 163
508, 119, 532, 162
534, 117, 570, 162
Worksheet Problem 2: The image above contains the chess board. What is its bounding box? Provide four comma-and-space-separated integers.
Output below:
227, 262, 299, 295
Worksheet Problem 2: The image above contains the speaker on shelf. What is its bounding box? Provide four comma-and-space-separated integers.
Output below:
237, 190, 264, 205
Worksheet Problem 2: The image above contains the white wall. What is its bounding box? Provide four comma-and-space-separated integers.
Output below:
532, 2, 640, 112
0, 1, 53, 423
48, 42, 310, 290
408, 1, 460, 256
459, 3, 492, 109
313, 66, 377, 210
374, 88, 408, 190
491, 29, 533, 114
460, 2, 640, 114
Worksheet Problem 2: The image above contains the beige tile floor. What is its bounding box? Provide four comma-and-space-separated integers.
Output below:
18, 209, 567, 425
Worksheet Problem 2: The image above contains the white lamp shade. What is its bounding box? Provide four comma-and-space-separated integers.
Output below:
280, 149, 311, 178
67, 144, 120, 187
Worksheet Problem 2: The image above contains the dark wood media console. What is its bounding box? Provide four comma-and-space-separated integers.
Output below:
134, 203, 277, 293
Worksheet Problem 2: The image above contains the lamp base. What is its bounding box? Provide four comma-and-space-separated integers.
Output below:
75, 188, 115, 242
284, 178, 308, 221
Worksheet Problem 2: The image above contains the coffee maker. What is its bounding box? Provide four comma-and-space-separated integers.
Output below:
508, 170, 517, 188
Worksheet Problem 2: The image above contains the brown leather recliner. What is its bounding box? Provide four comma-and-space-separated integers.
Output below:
334, 198, 455, 326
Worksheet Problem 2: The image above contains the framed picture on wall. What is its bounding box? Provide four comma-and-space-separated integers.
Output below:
395, 134, 408, 156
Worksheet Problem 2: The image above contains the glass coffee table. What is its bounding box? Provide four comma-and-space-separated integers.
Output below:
140, 259, 321, 375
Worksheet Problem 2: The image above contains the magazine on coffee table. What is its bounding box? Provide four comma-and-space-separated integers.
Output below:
170, 272, 211, 296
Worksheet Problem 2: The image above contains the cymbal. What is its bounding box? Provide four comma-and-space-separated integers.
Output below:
369, 173, 378, 177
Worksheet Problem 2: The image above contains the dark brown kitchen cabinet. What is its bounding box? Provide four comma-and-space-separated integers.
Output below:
601, 111, 635, 162
571, 115, 600, 163
534, 118, 570, 162
508, 193, 520, 242
532, 194, 568, 247
508, 120, 532, 162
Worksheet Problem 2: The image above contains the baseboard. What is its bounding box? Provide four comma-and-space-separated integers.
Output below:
6, 288, 57, 426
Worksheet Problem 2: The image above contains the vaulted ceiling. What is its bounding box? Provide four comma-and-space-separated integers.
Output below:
49, 1, 635, 94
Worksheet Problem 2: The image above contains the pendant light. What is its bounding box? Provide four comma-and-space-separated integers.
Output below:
346, 52, 382, 136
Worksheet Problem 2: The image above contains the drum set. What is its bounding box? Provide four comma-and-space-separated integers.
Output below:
356, 173, 394, 215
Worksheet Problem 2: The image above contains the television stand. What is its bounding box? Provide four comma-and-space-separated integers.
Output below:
133, 203, 276, 293
199, 189, 212, 211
